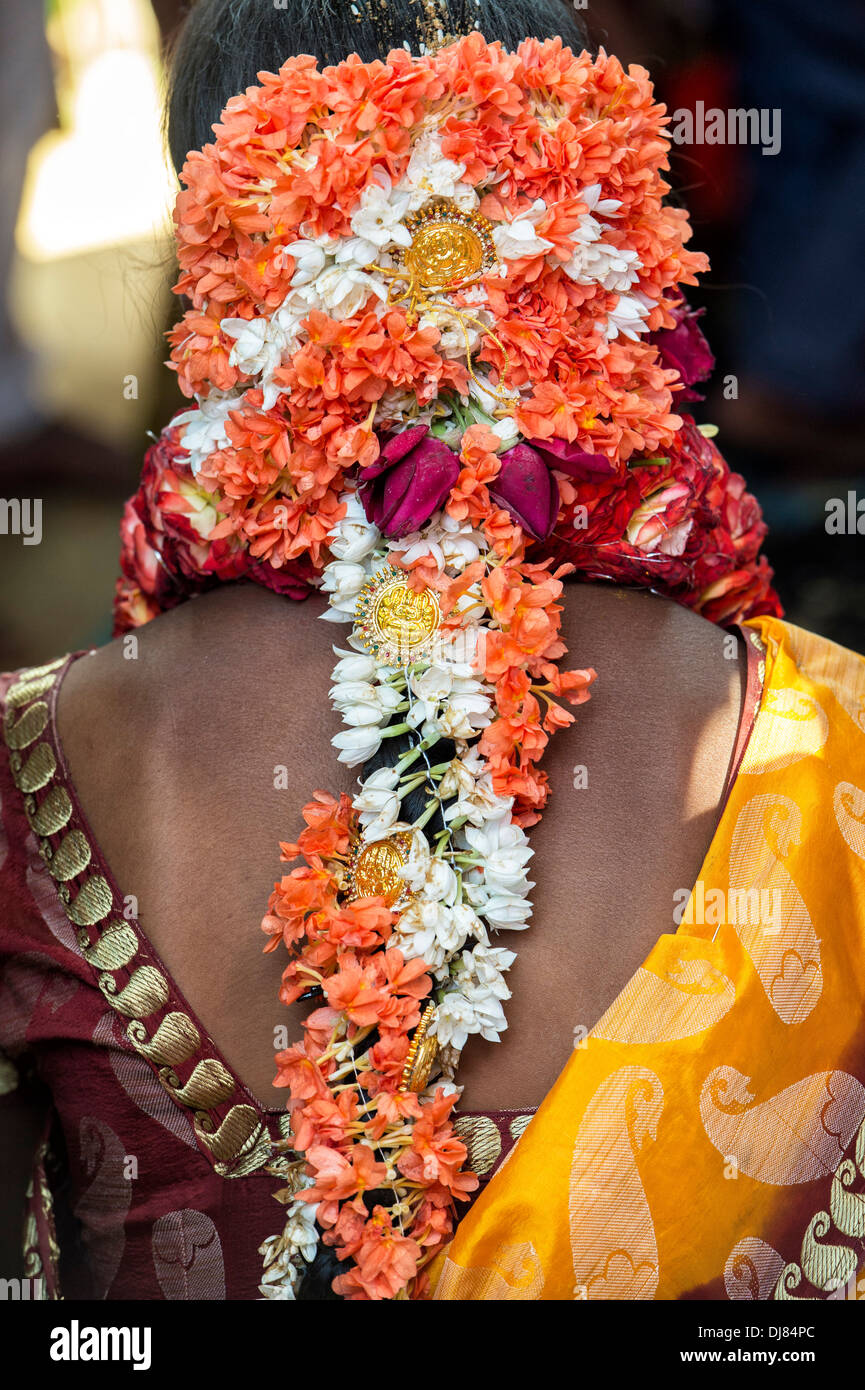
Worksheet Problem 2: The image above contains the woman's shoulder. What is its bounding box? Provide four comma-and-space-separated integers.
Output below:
59, 584, 334, 730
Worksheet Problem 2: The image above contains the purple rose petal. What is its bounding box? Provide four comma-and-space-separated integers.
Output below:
359, 430, 460, 539
649, 301, 714, 401
489, 444, 559, 541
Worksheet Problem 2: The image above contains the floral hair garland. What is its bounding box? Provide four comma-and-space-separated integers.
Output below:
114, 35, 782, 1300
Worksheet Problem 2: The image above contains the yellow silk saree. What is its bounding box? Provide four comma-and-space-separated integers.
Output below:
431, 615, 865, 1301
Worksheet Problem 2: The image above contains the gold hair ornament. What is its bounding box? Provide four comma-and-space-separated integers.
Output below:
368, 197, 514, 406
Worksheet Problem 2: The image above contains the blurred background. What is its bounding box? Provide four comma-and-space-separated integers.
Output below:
0, 0, 862, 669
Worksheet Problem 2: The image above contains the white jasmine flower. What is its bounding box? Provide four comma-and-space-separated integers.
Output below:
451, 901, 489, 945
464, 813, 534, 895
395, 512, 485, 574
399, 833, 458, 903
280, 1198, 320, 1263
258, 1259, 301, 1300
467, 885, 533, 930
320, 560, 369, 617
430, 990, 478, 1049
328, 490, 381, 565
492, 199, 554, 260
444, 762, 503, 826
438, 753, 479, 801
332, 235, 380, 269
374, 387, 439, 430
400, 131, 470, 211
258, 1195, 319, 1301
332, 725, 385, 767
353, 766, 402, 837
408, 663, 455, 721
330, 648, 378, 683
460, 941, 516, 994
350, 173, 412, 250
314, 264, 387, 320
393, 898, 464, 972
489, 415, 520, 446
602, 289, 654, 342
557, 190, 642, 298
174, 391, 238, 475
418, 304, 482, 357
220, 315, 285, 380
432, 973, 511, 1048
286, 239, 328, 286
432, 689, 492, 740
581, 182, 624, 218
330, 679, 403, 726
467, 370, 520, 417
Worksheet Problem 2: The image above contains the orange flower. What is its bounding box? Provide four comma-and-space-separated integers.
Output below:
323, 956, 390, 1027
262, 857, 339, 953
332, 1209, 422, 1300
273, 1042, 331, 1100
397, 1092, 479, 1199
279, 789, 355, 861
446, 423, 502, 526
302, 1143, 388, 1228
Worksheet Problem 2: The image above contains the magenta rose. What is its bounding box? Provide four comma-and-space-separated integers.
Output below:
649, 300, 715, 401
359, 425, 461, 538
488, 443, 560, 541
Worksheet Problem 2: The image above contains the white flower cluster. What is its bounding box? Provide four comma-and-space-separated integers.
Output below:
322, 488, 536, 1080
258, 1184, 320, 1301
320, 490, 382, 624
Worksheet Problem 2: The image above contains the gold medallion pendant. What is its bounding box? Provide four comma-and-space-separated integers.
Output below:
400, 1000, 439, 1092
346, 830, 414, 909
400, 197, 497, 294
355, 565, 441, 666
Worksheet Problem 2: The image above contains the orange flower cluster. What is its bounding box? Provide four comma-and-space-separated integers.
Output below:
475, 535, 596, 824
262, 791, 477, 1299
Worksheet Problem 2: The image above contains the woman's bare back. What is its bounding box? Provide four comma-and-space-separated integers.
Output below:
56, 581, 746, 1111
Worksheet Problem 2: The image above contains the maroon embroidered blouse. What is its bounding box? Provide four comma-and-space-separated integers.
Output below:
0, 656, 292, 1300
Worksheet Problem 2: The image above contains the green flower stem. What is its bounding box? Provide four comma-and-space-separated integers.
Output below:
394, 746, 424, 775
399, 772, 428, 796
412, 799, 440, 831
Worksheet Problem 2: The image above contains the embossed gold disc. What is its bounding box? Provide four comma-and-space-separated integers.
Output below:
400, 198, 497, 294
406, 221, 485, 292
372, 580, 440, 658
400, 1000, 439, 1092
352, 837, 410, 907
355, 567, 441, 665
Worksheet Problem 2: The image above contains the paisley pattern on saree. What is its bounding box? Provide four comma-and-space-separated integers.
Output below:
568, 1067, 664, 1300
724, 1237, 786, 1301
699, 1067, 865, 1184
591, 957, 736, 1045
151, 1210, 227, 1301
727, 793, 822, 1024
775, 1115, 865, 1300
834, 782, 865, 861
430, 617, 865, 1300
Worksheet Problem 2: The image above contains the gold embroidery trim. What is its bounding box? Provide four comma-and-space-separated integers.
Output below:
22, 1139, 62, 1300
3, 661, 276, 1179
774, 1116, 865, 1300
